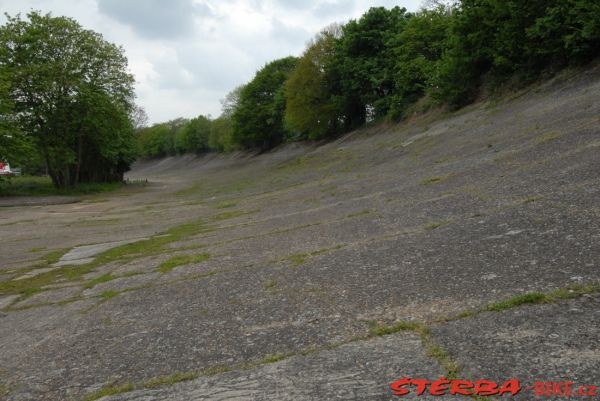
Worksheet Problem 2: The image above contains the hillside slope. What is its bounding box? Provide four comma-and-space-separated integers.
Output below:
0, 66, 599, 401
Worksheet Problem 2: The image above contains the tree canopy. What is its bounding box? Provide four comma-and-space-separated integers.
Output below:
0, 11, 137, 187
133, 0, 599, 156
231, 57, 298, 150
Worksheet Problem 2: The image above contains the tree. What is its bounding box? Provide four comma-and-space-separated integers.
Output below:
209, 116, 235, 152
285, 24, 344, 140
389, 6, 452, 118
220, 85, 245, 118
175, 115, 211, 153
0, 11, 136, 187
131, 105, 149, 130
231, 56, 298, 150
336, 7, 410, 124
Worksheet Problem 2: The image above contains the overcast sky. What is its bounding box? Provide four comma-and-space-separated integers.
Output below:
0, 0, 422, 124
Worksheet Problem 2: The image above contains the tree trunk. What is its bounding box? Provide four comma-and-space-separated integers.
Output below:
74, 134, 82, 187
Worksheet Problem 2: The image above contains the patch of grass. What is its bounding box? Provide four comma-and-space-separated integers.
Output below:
483, 292, 548, 312
100, 290, 119, 300
441, 283, 600, 323
256, 353, 288, 365
202, 365, 232, 376
547, 283, 600, 301
263, 279, 277, 289
287, 253, 307, 266
0, 248, 70, 296
420, 175, 447, 186
39, 248, 70, 266
0, 176, 124, 197
19, 287, 43, 300
213, 210, 258, 221
424, 220, 451, 231
285, 244, 345, 267
368, 320, 421, 336
420, 327, 461, 379
157, 253, 211, 274
82, 382, 134, 401
143, 372, 199, 389
521, 195, 542, 204
346, 209, 371, 218
462, 186, 492, 201
174, 183, 203, 197
368, 320, 460, 379
28, 246, 46, 253
409, 136, 436, 159
213, 201, 237, 209
84, 273, 116, 289
0, 383, 10, 397
535, 131, 562, 145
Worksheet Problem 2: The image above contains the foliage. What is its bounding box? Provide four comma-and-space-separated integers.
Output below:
231, 57, 298, 150
0, 11, 136, 188
431, 0, 600, 105
285, 25, 343, 140
0, 175, 123, 197
389, 6, 452, 119
335, 7, 410, 124
209, 116, 236, 152
175, 115, 211, 154
136, 1, 599, 154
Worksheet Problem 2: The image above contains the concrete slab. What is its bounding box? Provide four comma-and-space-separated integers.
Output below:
54, 238, 149, 267
431, 294, 600, 401
103, 333, 448, 401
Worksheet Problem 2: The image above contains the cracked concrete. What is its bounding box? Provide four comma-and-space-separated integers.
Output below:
0, 66, 599, 400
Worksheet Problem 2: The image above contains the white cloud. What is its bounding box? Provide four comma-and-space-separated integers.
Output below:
0, 0, 422, 123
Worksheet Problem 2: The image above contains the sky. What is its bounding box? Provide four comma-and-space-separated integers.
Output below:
0, 0, 422, 124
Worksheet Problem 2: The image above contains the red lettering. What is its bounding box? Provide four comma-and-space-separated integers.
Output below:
534, 382, 545, 396
474, 380, 499, 396
450, 380, 474, 396
390, 378, 412, 396
552, 382, 565, 396
430, 377, 450, 396
498, 378, 521, 396
412, 379, 431, 395
564, 382, 574, 396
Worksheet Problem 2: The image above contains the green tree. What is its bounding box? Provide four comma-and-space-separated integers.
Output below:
285, 24, 343, 140
0, 11, 136, 187
175, 115, 211, 154
231, 56, 298, 150
389, 6, 451, 118
336, 7, 410, 124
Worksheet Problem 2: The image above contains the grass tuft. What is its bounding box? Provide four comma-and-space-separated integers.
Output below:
263, 279, 277, 289
521, 195, 542, 204
84, 273, 116, 289
100, 290, 119, 300
483, 292, 548, 311
157, 253, 211, 274
346, 209, 371, 218
213, 201, 237, 209
368, 320, 421, 336
424, 220, 451, 231
202, 365, 232, 376
257, 353, 288, 365
82, 382, 134, 401
143, 372, 199, 389
420, 176, 447, 186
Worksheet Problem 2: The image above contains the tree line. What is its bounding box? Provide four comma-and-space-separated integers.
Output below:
139, 0, 599, 157
1, 2, 598, 186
